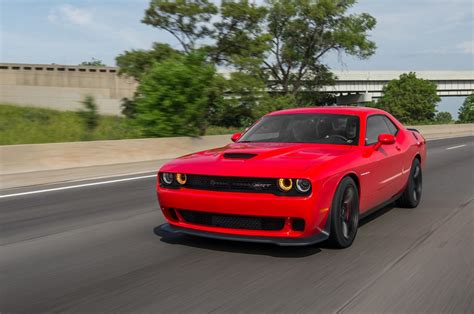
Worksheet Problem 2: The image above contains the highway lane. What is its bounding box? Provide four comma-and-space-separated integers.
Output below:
1, 136, 473, 313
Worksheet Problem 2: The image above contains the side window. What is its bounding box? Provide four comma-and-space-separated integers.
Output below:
383, 116, 398, 135
366, 115, 390, 145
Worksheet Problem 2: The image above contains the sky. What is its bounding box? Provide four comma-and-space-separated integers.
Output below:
1, 0, 473, 116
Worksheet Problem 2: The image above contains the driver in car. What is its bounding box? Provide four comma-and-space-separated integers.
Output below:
291, 119, 317, 142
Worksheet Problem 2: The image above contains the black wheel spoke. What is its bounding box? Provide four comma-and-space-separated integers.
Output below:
343, 187, 354, 204
413, 166, 420, 179
340, 186, 357, 240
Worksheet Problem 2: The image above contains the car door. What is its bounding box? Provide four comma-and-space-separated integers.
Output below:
359, 115, 404, 212
381, 115, 411, 193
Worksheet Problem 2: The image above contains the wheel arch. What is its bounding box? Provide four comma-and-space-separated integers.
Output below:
414, 153, 421, 164
345, 172, 361, 200
333, 172, 361, 212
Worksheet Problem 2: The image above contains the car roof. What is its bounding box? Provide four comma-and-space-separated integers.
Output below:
266, 106, 388, 117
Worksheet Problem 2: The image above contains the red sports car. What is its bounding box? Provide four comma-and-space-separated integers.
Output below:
157, 107, 426, 248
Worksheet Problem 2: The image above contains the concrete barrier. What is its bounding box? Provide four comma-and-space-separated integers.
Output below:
406, 123, 474, 140
0, 135, 230, 175
1, 124, 473, 176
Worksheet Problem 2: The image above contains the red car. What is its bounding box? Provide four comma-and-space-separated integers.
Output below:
157, 107, 426, 248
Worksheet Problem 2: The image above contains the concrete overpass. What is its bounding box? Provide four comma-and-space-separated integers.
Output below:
0, 63, 472, 114
326, 70, 474, 104
328, 70, 474, 97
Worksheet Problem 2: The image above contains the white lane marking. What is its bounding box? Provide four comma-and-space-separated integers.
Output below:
0, 174, 157, 199
446, 144, 467, 150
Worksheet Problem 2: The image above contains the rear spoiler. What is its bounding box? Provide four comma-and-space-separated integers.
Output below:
407, 128, 420, 133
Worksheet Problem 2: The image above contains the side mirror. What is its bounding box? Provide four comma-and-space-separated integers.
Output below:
374, 134, 395, 150
231, 133, 242, 142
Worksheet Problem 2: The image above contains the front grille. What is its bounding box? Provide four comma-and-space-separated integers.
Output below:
160, 174, 311, 196
186, 175, 277, 194
179, 210, 285, 231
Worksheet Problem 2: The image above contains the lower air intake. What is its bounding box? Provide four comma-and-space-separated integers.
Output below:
179, 210, 284, 231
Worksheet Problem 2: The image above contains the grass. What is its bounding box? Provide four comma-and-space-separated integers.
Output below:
0, 104, 140, 145
0, 104, 240, 145
205, 125, 244, 136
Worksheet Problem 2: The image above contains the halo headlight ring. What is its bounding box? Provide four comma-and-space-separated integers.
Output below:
161, 172, 174, 185
176, 173, 187, 185
278, 178, 293, 192
295, 179, 311, 193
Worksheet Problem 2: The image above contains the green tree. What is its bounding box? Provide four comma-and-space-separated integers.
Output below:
80, 58, 106, 67
116, 43, 181, 80
257, 0, 375, 95
79, 95, 99, 135
458, 93, 474, 123
134, 52, 219, 137
435, 111, 452, 124
208, 72, 267, 127
377, 72, 440, 123
141, 0, 376, 96
120, 97, 137, 119
252, 94, 298, 118
210, 1, 271, 73
142, 0, 217, 53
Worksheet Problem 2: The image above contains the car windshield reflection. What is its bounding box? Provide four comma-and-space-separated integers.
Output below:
238, 114, 360, 145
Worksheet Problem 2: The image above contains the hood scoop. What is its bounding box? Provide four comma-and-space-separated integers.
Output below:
223, 153, 258, 159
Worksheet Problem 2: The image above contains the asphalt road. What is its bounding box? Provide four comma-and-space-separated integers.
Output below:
1, 136, 473, 313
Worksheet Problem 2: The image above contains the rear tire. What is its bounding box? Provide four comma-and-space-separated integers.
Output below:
328, 177, 359, 248
396, 158, 422, 208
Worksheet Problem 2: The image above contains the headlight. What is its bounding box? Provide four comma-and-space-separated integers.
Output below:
278, 178, 293, 192
161, 172, 174, 185
295, 179, 311, 193
176, 173, 187, 185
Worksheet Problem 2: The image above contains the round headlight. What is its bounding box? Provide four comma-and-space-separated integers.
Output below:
162, 172, 174, 185
278, 178, 293, 192
296, 179, 311, 193
176, 173, 187, 185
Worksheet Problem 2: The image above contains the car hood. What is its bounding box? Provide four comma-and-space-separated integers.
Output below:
160, 142, 354, 178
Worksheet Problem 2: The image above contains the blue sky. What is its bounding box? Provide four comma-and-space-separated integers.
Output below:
1, 0, 473, 116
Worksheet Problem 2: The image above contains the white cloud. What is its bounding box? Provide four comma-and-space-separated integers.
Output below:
47, 4, 147, 49
48, 4, 92, 26
457, 41, 474, 54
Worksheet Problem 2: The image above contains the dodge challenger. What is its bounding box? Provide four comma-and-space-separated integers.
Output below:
157, 107, 426, 248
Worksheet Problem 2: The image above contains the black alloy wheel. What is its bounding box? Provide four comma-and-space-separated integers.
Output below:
397, 158, 422, 208
328, 177, 359, 248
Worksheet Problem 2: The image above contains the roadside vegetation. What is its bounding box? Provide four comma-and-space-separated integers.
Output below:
0, 104, 139, 145
0, 104, 244, 145
458, 93, 474, 123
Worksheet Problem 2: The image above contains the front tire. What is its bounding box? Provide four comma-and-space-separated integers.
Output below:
396, 158, 422, 208
328, 177, 360, 248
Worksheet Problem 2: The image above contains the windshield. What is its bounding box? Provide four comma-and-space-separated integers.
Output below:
238, 114, 360, 145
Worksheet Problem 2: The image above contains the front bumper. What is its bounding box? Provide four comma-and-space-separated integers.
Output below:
157, 186, 332, 243
160, 223, 329, 246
